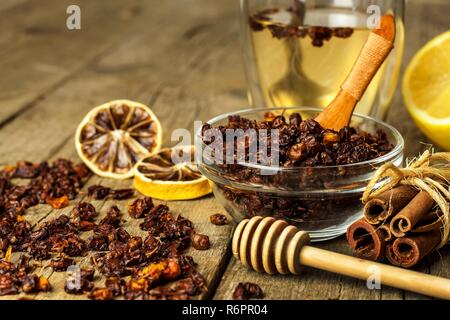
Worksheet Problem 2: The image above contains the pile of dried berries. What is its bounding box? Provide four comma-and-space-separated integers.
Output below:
201, 113, 393, 222
249, 8, 354, 47
0, 157, 208, 299
27, 214, 87, 260
202, 113, 392, 169
0, 159, 90, 256
83, 197, 207, 300
0, 159, 90, 217
232, 282, 264, 300
0, 159, 90, 295
0, 256, 51, 295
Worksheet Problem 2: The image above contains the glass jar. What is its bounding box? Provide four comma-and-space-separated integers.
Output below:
240, 0, 405, 120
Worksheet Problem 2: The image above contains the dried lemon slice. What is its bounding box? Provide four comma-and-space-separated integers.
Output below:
75, 100, 162, 179
133, 145, 212, 200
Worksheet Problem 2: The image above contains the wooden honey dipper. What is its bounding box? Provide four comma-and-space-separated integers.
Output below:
233, 216, 450, 299
315, 14, 396, 131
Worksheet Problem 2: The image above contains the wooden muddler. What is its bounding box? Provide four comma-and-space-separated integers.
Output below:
315, 14, 396, 131
233, 216, 450, 300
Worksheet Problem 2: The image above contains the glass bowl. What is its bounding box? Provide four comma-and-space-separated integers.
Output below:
197, 107, 404, 241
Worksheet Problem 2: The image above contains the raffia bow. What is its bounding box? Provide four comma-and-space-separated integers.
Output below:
362, 150, 450, 248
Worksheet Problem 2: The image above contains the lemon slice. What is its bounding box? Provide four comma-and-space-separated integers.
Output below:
133, 145, 212, 200
75, 100, 162, 179
403, 31, 450, 150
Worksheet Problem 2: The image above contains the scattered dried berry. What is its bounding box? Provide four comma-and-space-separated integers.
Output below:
209, 214, 228, 226
232, 282, 264, 300
105, 276, 124, 297
0, 256, 51, 296
128, 197, 154, 219
87, 185, 111, 200
49, 255, 75, 272
191, 233, 210, 250
109, 188, 134, 200
71, 202, 97, 221
46, 195, 70, 209
76, 220, 96, 231
88, 287, 113, 300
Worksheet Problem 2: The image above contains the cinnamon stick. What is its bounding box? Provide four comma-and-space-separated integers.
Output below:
347, 219, 385, 261
412, 211, 444, 233
364, 185, 418, 224
378, 224, 393, 242
390, 191, 435, 237
386, 229, 441, 268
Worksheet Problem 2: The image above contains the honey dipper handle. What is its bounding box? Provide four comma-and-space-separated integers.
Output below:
300, 246, 450, 300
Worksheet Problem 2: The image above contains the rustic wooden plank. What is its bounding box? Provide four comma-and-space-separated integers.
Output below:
0, 0, 243, 299
213, 238, 405, 300
0, 0, 245, 164
0, 0, 174, 126
0, 0, 29, 12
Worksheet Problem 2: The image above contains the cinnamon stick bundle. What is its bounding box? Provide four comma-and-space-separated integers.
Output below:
348, 184, 442, 268
350, 151, 450, 268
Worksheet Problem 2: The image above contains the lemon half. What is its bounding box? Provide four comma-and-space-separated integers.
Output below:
403, 31, 450, 150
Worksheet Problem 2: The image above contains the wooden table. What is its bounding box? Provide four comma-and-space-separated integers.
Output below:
0, 0, 449, 300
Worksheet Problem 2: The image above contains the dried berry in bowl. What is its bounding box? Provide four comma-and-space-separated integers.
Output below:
197, 107, 404, 241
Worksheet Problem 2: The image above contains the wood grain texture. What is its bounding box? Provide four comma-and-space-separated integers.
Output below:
0, 0, 28, 12
0, 0, 243, 299
1, 0, 449, 300
0, 0, 172, 126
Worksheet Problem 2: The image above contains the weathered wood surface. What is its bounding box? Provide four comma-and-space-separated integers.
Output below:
0, 0, 449, 300
0, 0, 242, 300
214, 0, 450, 300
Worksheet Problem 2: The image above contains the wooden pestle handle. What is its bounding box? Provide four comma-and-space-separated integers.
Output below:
233, 217, 450, 300
315, 14, 396, 131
